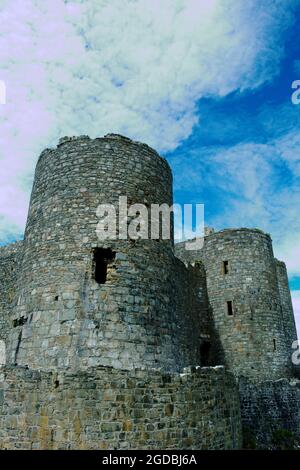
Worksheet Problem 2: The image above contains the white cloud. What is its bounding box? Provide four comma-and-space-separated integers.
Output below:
171, 133, 300, 332
195, 133, 300, 277
0, 0, 299, 242
0, 215, 24, 244
275, 233, 300, 278
170, 124, 300, 273
276, 131, 300, 177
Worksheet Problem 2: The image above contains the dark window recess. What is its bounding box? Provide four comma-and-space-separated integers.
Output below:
226, 301, 234, 316
200, 341, 211, 366
273, 339, 277, 351
55, 295, 59, 301
93, 248, 116, 284
13, 316, 27, 328
223, 260, 229, 274
14, 330, 22, 364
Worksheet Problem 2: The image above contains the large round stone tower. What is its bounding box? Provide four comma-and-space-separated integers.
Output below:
199, 229, 293, 380
7, 134, 201, 372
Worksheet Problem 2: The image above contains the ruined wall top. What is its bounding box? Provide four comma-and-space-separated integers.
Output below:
204, 227, 271, 240
0, 240, 23, 258
37, 134, 170, 173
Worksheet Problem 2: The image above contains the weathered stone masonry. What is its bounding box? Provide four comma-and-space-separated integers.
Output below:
239, 378, 300, 449
0, 365, 241, 450
176, 229, 296, 381
0, 133, 299, 449
0, 242, 23, 345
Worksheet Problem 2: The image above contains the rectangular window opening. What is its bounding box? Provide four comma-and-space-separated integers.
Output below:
93, 248, 116, 284
273, 338, 277, 351
223, 260, 229, 274
226, 301, 234, 316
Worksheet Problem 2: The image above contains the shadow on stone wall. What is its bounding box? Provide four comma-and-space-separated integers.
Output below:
239, 377, 300, 450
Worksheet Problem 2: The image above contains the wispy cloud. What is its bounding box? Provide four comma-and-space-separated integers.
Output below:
172, 135, 300, 267
171, 112, 300, 332
1, 0, 299, 243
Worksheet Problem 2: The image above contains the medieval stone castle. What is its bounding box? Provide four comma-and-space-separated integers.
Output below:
0, 133, 299, 449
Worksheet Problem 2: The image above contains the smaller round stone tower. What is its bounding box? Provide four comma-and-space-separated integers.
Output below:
199, 229, 293, 380
175, 228, 295, 381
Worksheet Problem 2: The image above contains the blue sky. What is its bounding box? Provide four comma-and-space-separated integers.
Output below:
0, 0, 299, 331
166, 1, 300, 332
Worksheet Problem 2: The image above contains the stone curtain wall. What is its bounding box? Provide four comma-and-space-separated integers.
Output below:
0, 242, 23, 345
239, 378, 300, 449
175, 239, 201, 265
0, 365, 242, 450
7, 134, 207, 373
172, 253, 224, 366
172, 258, 216, 367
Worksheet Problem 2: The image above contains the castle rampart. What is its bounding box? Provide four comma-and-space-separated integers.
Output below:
0, 365, 242, 450
0, 135, 299, 449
